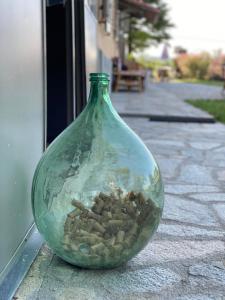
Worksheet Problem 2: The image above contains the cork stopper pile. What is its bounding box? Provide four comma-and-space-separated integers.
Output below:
63, 190, 160, 264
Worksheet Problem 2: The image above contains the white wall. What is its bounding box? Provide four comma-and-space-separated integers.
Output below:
85, 1, 98, 93
0, 0, 45, 282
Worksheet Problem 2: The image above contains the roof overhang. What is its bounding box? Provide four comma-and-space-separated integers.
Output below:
119, 0, 160, 23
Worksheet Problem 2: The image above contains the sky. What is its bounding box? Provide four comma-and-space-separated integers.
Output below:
146, 0, 225, 58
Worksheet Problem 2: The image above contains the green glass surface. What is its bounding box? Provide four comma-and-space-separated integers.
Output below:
32, 73, 164, 269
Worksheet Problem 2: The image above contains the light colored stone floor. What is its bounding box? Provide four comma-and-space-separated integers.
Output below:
159, 82, 224, 101
111, 82, 222, 119
15, 117, 225, 300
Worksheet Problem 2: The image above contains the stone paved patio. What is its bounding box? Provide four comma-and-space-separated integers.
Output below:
160, 82, 224, 101
112, 82, 222, 119
15, 84, 225, 299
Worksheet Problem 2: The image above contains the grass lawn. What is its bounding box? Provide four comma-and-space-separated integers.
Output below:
174, 78, 224, 87
187, 99, 225, 124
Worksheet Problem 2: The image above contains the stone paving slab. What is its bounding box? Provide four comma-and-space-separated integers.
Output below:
111, 82, 216, 120
160, 82, 224, 101
15, 117, 225, 300
163, 195, 219, 227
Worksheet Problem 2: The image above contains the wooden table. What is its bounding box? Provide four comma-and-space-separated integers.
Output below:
113, 70, 146, 92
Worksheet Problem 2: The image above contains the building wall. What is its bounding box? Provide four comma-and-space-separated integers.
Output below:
85, 0, 98, 91
97, 23, 119, 59
97, 0, 119, 60
86, 0, 119, 79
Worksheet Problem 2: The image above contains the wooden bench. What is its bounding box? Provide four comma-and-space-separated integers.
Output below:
114, 70, 146, 92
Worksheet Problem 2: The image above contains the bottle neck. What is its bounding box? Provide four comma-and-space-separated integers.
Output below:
88, 81, 110, 105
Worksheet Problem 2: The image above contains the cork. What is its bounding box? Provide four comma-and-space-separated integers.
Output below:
63, 189, 160, 262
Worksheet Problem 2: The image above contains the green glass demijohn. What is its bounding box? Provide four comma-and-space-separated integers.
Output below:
32, 73, 164, 269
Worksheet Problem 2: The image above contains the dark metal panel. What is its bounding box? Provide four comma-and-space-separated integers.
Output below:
47, 0, 65, 6
46, 4, 68, 143
46, 2, 75, 143
43, 0, 48, 151
65, 0, 75, 123
74, 0, 87, 116
0, 0, 45, 286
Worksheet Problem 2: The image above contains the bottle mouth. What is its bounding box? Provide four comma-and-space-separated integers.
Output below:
89, 73, 110, 82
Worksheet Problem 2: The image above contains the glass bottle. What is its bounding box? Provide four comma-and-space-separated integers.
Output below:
32, 73, 164, 269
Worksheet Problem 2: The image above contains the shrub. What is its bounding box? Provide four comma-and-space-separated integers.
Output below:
135, 56, 173, 78
208, 52, 225, 80
174, 54, 191, 78
174, 52, 211, 79
187, 53, 211, 79
136, 56, 173, 70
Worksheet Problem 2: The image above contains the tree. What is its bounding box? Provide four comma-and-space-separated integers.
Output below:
127, 0, 173, 54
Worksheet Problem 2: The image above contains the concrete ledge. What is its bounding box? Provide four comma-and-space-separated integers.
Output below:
0, 227, 43, 300
119, 113, 215, 123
